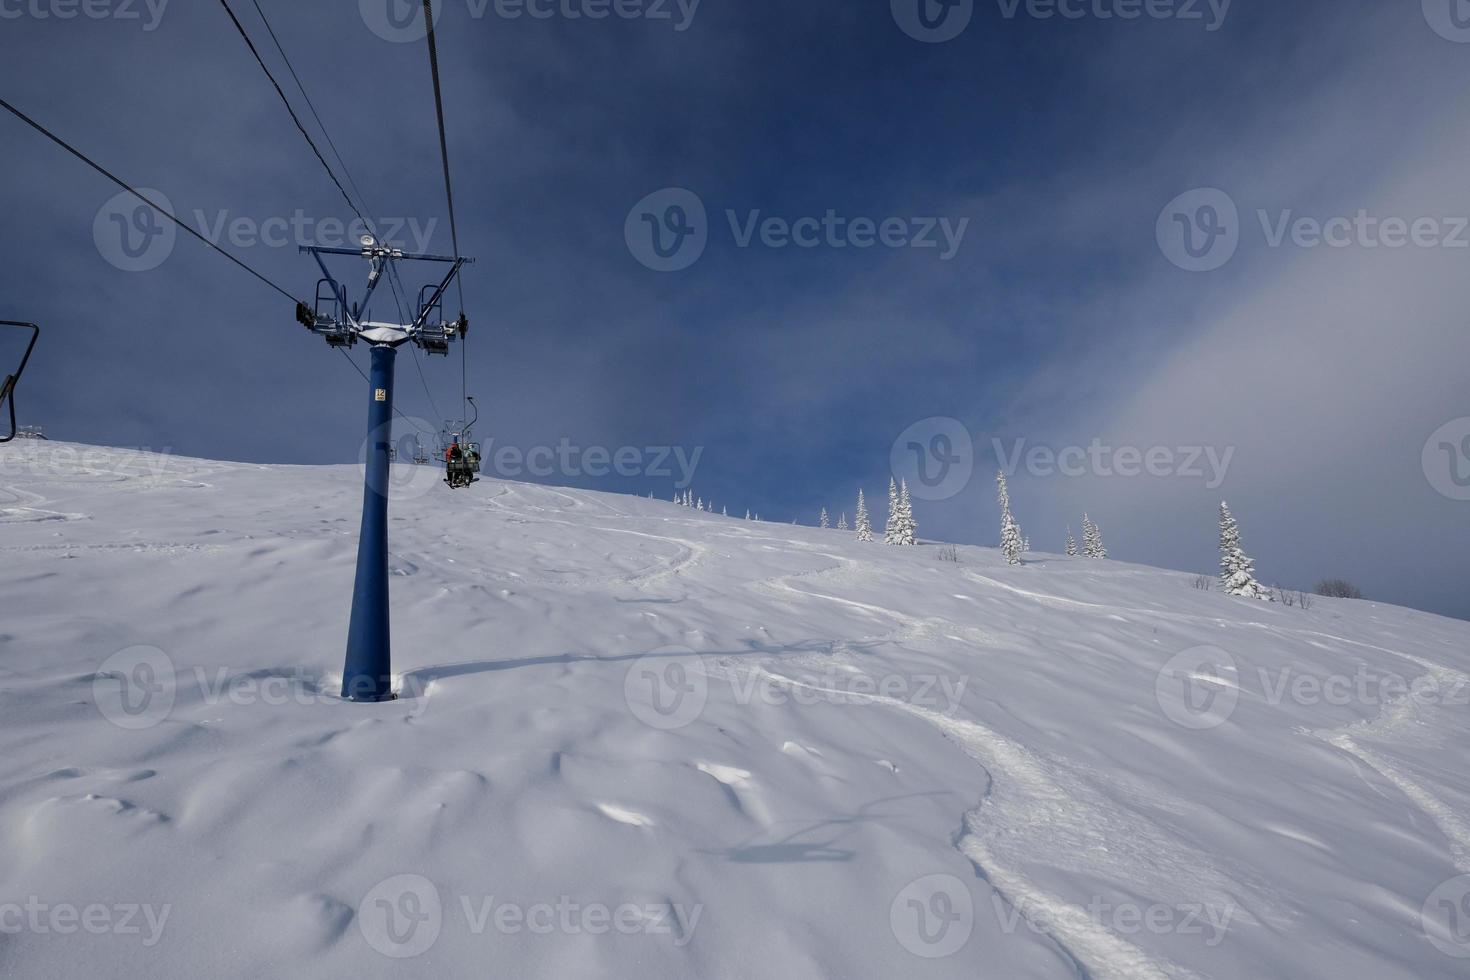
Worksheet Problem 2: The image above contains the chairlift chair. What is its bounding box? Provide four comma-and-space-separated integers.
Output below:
0, 321, 40, 444
442, 396, 482, 489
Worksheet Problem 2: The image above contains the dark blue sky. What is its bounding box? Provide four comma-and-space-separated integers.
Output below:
3, 0, 1469, 619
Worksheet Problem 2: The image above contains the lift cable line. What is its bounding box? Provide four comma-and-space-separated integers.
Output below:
423, 0, 465, 312
409, 341, 444, 423
228, 0, 448, 429
216, 0, 366, 226
422, 0, 470, 422
0, 97, 303, 305
0, 94, 445, 434
246, 0, 374, 223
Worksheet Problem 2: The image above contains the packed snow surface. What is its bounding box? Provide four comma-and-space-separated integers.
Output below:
2, 442, 1469, 979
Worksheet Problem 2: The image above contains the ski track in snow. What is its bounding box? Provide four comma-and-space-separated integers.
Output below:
1296, 638, 1470, 872
732, 665, 1233, 980
968, 567, 1470, 876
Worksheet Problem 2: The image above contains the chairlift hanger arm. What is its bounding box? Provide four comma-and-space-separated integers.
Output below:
0, 321, 40, 444
411, 257, 467, 331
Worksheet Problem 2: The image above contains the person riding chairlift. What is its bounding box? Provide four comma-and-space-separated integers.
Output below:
446, 439, 465, 487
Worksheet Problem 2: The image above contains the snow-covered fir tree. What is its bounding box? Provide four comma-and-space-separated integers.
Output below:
837, 513, 849, 531
1023, 537, 1030, 553
745, 509, 751, 521
884, 478, 902, 545
696, 497, 704, 512
1219, 501, 1272, 600
893, 480, 917, 545
997, 471, 1023, 566
1081, 514, 1107, 559
1065, 527, 1077, 557
819, 508, 830, 529
855, 489, 874, 542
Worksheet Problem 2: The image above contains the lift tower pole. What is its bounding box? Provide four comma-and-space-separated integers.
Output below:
298, 236, 473, 701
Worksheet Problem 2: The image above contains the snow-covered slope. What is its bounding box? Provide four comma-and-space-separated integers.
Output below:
2, 442, 1468, 980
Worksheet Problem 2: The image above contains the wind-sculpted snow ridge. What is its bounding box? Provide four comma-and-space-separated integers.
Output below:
1, 441, 1468, 980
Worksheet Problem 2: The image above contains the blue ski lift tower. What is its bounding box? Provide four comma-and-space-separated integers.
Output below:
297, 235, 474, 701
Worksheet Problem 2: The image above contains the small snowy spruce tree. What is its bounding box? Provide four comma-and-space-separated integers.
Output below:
855, 490, 874, 542
1081, 514, 1107, 559
997, 471, 1023, 566
884, 478, 902, 545
896, 480, 917, 545
1219, 501, 1272, 600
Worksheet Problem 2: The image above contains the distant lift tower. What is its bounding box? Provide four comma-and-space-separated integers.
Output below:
296, 236, 474, 702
